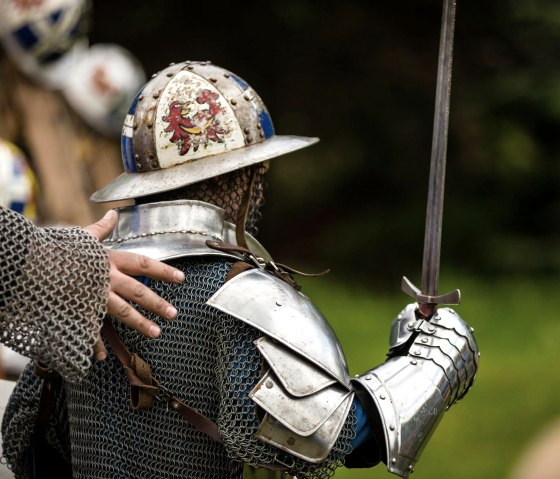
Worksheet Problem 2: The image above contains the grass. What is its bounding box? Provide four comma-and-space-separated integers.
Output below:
295, 273, 560, 479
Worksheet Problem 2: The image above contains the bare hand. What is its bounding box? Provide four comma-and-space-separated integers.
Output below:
84, 210, 185, 360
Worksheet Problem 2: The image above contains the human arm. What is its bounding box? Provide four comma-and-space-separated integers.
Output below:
0, 207, 184, 381
209, 262, 479, 477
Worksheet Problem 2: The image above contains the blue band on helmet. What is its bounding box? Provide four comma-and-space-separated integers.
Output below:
50, 9, 63, 24
230, 73, 249, 91
121, 134, 135, 173
10, 201, 25, 215
258, 108, 275, 138
121, 93, 141, 173
13, 25, 38, 50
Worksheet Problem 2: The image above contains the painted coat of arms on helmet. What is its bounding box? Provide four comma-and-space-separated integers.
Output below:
162, 89, 228, 156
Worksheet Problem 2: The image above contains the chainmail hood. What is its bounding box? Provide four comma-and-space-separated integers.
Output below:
136, 164, 267, 237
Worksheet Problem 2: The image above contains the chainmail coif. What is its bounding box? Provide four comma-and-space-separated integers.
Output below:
0, 206, 108, 382
3, 257, 356, 479
138, 164, 267, 236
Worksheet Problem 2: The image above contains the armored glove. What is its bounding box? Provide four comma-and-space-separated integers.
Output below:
353, 303, 479, 477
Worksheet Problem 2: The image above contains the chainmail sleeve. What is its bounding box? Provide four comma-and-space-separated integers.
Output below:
2, 256, 355, 479
0, 206, 109, 382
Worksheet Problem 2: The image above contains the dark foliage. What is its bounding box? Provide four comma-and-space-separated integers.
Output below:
90, 0, 560, 286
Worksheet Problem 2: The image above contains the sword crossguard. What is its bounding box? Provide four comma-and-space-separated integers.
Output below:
401, 276, 461, 306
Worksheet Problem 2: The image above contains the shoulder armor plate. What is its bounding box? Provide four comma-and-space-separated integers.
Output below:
207, 268, 351, 389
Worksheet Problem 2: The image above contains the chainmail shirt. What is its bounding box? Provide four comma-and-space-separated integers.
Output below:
3, 256, 356, 479
0, 206, 108, 382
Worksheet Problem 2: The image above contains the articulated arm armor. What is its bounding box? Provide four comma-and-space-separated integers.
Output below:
209, 268, 479, 476
353, 303, 479, 477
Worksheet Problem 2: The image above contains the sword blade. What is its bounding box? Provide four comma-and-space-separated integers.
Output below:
402, 0, 460, 315
421, 0, 457, 297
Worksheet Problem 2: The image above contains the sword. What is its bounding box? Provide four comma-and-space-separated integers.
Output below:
402, 0, 461, 318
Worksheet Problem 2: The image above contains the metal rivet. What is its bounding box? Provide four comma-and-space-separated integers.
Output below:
392, 458, 397, 464
398, 314, 403, 320
147, 123, 153, 129
230, 99, 237, 106
187, 65, 193, 70
243, 93, 251, 101
151, 73, 157, 78
259, 132, 264, 138
428, 326, 435, 333
151, 160, 158, 168
133, 124, 138, 130
365, 375, 372, 380
223, 73, 230, 78
166, 72, 173, 77
138, 95, 144, 101
414, 350, 421, 355
153, 92, 160, 99
148, 153, 154, 159
390, 424, 395, 431
256, 123, 262, 129
210, 77, 217, 83
246, 137, 252, 143
410, 360, 417, 365
421, 338, 428, 343
434, 315, 441, 321
169, 62, 175, 66
171, 401, 180, 410
276, 300, 282, 307
354, 374, 360, 378
266, 381, 273, 389
287, 437, 296, 446
134, 154, 140, 160
380, 394, 386, 400
407, 323, 415, 330
408, 465, 414, 471
470, 327, 475, 333
135, 162, 142, 170
244, 128, 250, 134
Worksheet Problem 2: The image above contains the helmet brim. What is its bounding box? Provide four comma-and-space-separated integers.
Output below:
91, 135, 318, 203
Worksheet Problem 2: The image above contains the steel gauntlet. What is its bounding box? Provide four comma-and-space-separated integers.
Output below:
353, 303, 479, 478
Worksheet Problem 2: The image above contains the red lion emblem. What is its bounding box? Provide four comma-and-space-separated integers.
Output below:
12, 0, 44, 10
162, 89, 228, 155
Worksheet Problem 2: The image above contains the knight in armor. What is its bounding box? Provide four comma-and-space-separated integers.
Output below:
2, 62, 479, 479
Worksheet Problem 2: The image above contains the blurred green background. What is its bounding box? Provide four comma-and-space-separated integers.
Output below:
89, 0, 560, 477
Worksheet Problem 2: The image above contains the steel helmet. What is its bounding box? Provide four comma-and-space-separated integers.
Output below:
0, 0, 90, 87
91, 61, 318, 203
62, 43, 146, 137
0, 139, 38, 221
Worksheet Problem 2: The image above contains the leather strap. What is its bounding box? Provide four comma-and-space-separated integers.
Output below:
34, 361, 57, 430
102, 320, 223, 443
235, 164, 258, 249
206, 239, 330, 291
